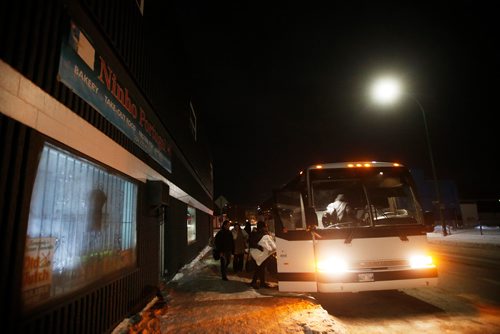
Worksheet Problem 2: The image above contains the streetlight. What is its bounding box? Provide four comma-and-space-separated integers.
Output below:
369, 76, 447, 236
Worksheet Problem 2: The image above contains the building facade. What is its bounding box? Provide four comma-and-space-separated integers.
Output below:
0, 1, 214, 333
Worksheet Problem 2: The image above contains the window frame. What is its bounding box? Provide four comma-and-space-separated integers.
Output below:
21, 140, 140, 310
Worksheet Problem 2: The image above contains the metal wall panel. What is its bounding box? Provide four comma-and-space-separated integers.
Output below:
0, 115, 43, 332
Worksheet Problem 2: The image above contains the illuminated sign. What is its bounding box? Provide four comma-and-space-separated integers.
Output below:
58, 21, 172, 172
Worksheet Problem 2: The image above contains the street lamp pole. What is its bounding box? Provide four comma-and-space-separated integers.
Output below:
370, 76, 447, 236
409, 96, 447, 236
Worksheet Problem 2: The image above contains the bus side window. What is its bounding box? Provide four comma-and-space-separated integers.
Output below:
276, 190, 305, 231
292, 208, 304, 229
278, 208, 295, 231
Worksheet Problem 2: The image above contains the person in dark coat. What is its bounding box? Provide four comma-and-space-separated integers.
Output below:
214, 220, 234, 281
249, 220, 276, 288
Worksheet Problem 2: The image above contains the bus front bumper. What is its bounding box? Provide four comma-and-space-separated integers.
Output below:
278, 267, 438, 293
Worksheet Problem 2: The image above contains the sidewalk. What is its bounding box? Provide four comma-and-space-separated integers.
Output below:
113, 247, 345, 334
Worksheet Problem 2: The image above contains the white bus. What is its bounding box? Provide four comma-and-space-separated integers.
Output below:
269, 161, 438, 293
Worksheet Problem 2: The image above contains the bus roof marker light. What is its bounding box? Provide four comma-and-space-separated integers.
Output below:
393, 163, 400, 167
316, 165, 323, 169
347, 164, 354, 168
364, 163, 371, 167
356, 163, 362, 167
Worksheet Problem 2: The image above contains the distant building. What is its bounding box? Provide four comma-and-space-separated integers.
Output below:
458, 199, 500, 227
460, 201, 479, 227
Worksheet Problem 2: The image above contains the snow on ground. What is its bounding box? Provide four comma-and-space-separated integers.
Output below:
427, 226, 500, 248
114, 246, 346, 334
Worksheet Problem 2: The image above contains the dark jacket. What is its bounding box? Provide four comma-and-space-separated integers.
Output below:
244, 223, 252, 236
249, 230, 266, 250
215, 228, 234, 253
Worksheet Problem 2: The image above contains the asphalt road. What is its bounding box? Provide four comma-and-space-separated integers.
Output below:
316, 242, 500, 333
430, 243, 500, 305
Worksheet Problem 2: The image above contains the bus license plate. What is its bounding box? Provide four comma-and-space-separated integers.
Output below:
358, 273, 374, 282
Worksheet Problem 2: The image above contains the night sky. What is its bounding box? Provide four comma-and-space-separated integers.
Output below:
158, 1, 499, 206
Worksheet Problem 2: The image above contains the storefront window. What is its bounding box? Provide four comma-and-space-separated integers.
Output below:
187, 206, 196, 244
22, 143, 137, 308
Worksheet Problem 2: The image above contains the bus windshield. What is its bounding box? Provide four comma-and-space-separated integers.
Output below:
310, 166, 422, 229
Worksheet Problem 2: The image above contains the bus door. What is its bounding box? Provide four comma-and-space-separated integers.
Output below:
274, 189, 319, 292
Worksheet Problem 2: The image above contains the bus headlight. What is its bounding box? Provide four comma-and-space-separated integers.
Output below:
409, 255, 435, 269
317, 257, 348, 273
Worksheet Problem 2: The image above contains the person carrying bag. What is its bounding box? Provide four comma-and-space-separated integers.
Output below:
245, 247, 256, 273
245, 231, 257, 273
248, 221, 276, 288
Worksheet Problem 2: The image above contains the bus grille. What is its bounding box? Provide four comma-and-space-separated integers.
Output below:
355, 259, 408, 269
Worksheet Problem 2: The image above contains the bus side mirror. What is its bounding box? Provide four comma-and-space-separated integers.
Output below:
305, 207, 318, 227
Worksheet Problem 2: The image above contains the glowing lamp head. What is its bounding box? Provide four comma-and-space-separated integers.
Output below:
371, 77, 402, 105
